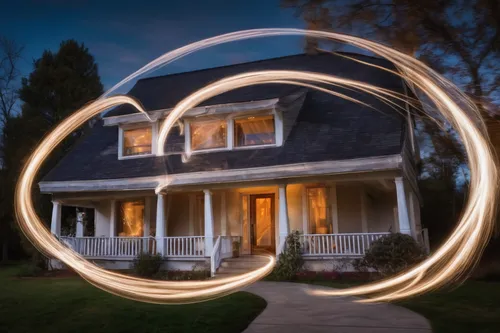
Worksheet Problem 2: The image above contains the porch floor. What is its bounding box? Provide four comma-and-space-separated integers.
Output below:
243, 282, 431, 333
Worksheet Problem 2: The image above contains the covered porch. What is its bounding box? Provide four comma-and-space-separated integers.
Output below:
51, 172, 428, 272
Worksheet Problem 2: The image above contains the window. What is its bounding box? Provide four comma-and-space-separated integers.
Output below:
307, 187, 330, 234
190, 120, 227, 151
117, 199, 144, 237
123, 127, 152, 156
234, 115, 275, 147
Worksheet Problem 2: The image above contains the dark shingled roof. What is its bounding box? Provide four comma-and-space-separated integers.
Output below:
42, 52, 407, 182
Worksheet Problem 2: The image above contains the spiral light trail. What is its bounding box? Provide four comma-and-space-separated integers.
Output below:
15, 29, 497, 304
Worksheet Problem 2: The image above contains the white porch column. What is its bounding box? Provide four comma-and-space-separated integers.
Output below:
156, 194, 166, 255
204, 189, 215, 256
220, 192, 227, 236
50, 201, 62, 236
109, 200, 117, 237
395, 177, 412, 236
76, 208, 84, 237
278, 184, 289, 254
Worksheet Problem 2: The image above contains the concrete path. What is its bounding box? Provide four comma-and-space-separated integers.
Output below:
243, 282, 432, 333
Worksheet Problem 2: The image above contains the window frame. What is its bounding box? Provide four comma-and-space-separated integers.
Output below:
233, 114, 277, 149
116, 198, 145, 237
184, 108, 283, 155
188, 118, 229, 153
304, 185, 332, 235
118, 122, 158, 160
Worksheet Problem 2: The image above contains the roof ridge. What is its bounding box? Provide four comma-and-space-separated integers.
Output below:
134, 50, 386, 84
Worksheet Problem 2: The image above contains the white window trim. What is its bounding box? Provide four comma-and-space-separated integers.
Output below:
118, 122, 158, 160
184, 108, 284, 156
303, 184, 332, 235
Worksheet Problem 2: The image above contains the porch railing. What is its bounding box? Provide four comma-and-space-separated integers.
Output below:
300, 232, 390, 256
163, 236, 205, 257
211, 236, 238, 276
60, 236, 156, 258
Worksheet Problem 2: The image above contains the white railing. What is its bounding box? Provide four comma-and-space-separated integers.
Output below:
300, 232, 390, 256
210, 236, 238, 276
60, 236, 156, 258
163, 236, 205, 257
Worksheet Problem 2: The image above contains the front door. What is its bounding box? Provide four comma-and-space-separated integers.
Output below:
250, 194, 275, 254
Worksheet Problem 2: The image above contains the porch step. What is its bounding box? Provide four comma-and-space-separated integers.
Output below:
215, 255, 269, 277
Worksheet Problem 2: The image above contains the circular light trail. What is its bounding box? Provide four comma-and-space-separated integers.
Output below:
15, 29, 497, 304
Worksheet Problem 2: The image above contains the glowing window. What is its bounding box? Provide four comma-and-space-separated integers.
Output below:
190, 120, 227, 151
122, 127, 152, 157
307, 187, 330, 234
117, 200, 144, 237
234, 115, 275, 147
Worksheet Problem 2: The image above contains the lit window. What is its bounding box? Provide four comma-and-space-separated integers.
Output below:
117, 200, 144, 237
234, 115, 275, 147
190, 120, 227, 151
307, 187, 330, 234
123, 127, 152, 156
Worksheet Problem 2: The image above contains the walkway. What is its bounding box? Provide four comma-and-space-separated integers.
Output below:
244, 282, 432, 333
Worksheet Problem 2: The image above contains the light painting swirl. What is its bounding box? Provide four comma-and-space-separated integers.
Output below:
15, 29, 497, 303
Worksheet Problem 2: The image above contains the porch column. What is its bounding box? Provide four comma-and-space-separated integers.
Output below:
109, 200, 117, 237
50, 201, 62, 236
204, 189, 215, 256
156, 194, 166, 255
76, 208, 84, 237
278, 184, 289, 255
220, 192, 227, 236
395, 177, 412, 236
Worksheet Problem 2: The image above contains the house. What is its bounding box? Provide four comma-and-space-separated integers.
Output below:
40, 52, 428, 274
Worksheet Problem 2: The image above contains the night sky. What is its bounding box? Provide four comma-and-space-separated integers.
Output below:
0, 0, 305, 92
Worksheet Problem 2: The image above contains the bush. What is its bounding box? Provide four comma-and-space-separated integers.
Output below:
354, 233, 425, 276
271, 230, 304, 281
131, 252, 163, 278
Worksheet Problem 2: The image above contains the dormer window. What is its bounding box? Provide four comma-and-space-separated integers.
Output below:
184, 108, 283, 155
123, 127, 152, 156
234, 115, 275, 147
190, 120, 227, 151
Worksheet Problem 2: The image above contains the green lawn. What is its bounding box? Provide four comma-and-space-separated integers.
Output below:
305, 279, 500, 333
0, 266, 267, 333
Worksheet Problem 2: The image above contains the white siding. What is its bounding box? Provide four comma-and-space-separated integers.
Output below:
286, 184, 303, 232
168, 193, 190, 236
337, 185, 363, 233
95, 201, 111, 237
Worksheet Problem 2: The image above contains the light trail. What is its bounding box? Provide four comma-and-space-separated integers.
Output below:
15, 29, 497, 304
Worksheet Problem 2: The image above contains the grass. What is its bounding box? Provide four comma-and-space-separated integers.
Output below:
304, 278, 500, 333
0, 266, 267, 333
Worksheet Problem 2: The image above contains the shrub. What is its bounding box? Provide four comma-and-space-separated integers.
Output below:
354, 233, 425, 276
131, 252, 163, 278
271, 230, 304, 281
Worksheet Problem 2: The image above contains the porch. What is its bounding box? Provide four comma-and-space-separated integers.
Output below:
50, 174, 428, 273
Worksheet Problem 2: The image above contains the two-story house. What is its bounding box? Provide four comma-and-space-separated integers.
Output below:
40, 52, 427, 274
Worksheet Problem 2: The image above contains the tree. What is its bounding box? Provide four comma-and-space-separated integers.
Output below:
282, 0, 499, 167
282, 0, 499, 111
283, 0, 499, 239
2, 40, 103, 265
0, 36, 23, 261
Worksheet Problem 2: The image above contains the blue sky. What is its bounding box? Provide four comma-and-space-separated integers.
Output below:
0, 0, 306, 91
